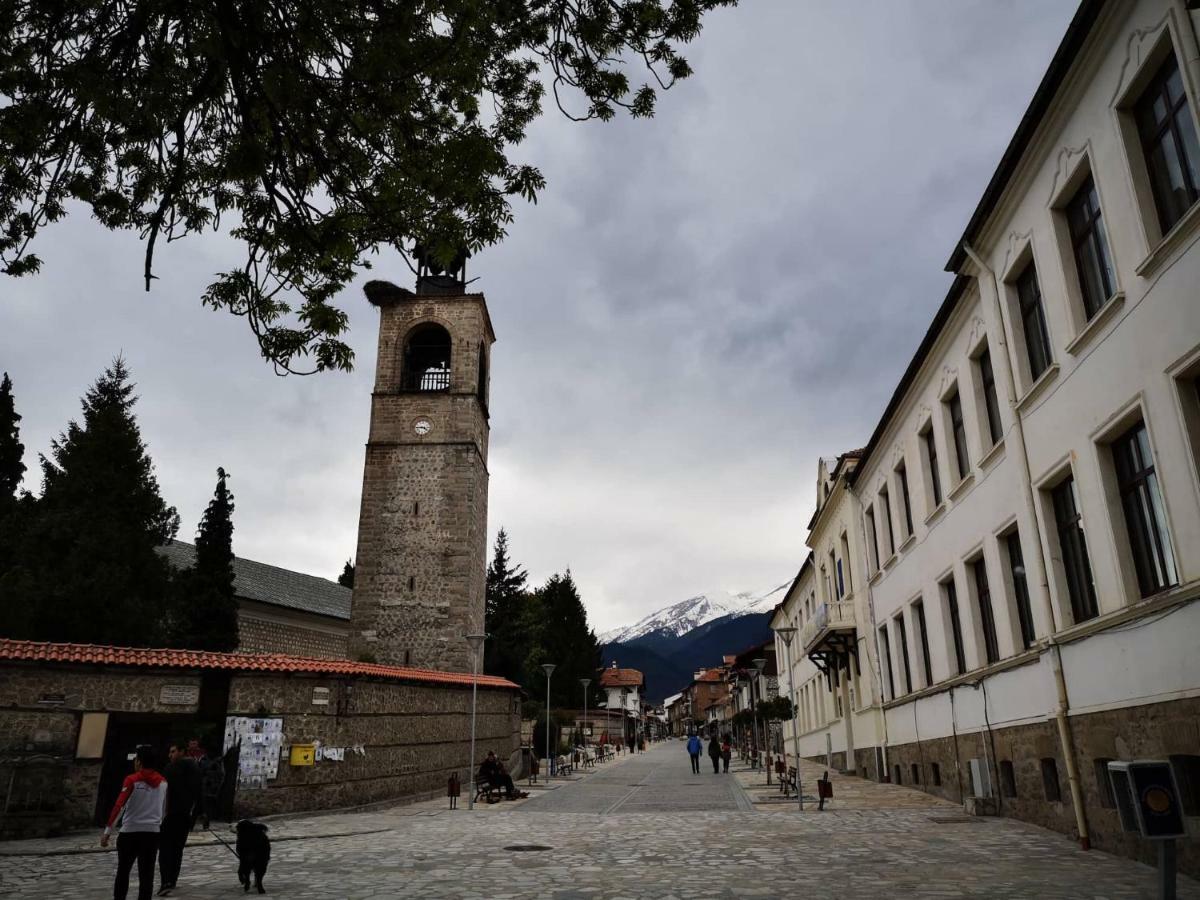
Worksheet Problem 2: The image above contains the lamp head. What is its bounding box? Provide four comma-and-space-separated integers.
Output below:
579, 678, 592, 688
542, 663, 557, 677
752, 657, 767, 672
465, 633, 487, 651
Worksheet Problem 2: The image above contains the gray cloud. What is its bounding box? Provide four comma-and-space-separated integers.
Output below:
0, 0, 1077, 632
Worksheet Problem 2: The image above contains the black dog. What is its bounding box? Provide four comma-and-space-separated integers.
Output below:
234, 819, 271, 894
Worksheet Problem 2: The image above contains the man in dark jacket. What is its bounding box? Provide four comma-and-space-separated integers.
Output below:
158, 740, 201, 895
707, 734, 721, 774
478, 751, 519, 799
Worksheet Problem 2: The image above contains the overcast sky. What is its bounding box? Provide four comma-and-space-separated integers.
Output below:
1, 0, 1079, 634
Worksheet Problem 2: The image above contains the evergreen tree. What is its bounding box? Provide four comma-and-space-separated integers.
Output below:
170, 468, 238, 651
338, 560, 355, 589
483, 528, 529, 683
528, 570, 602, 708
0, 372, 33, 637
12, 358, 179, 645
0, 373, 24, 502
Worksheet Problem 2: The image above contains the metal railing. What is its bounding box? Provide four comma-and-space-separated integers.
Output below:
800, 600, 856, 652
401, 366, 450, 392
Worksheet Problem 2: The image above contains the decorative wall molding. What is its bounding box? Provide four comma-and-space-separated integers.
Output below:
1047, 144, 1090, 204
1001, 229, 1034, 278
938, 365, 959, 399
914, 404, 933, 433
1108, 14, 1171, 107
966, 316, 988, 352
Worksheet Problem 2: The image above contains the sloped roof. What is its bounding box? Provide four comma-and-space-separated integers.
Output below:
160, 540, 351, 621
692, 668, 725, 684
0, 639, 518, 689
599, 667, 644, 688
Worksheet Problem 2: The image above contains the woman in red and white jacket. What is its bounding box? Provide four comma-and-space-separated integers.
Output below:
101, 745, 168, 900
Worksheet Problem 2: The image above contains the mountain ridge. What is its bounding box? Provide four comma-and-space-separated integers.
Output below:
599, 580, 790, 645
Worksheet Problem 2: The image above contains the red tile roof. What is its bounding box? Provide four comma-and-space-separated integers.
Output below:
0, 639, 519, 689
599, 667, 644, 688
692, 668, 725, 684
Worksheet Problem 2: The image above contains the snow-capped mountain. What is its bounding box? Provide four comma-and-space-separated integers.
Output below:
599, 581, 791, 645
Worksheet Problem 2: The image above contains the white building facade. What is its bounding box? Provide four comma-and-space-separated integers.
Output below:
774, 0, 1200, 875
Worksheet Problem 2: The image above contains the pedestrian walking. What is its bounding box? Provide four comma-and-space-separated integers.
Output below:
721, 735, 732, 773
102, 745, 167, 900
197, 741, 225, 829
686, 733, 702, 774
158, 740, 201, 895
707, 734, 721, 774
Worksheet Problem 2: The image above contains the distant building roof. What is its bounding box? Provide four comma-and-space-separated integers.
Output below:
0, 639, 518, 689
160, 540, 351, 621
599, 667, 644, 688
692, 668, 724, 684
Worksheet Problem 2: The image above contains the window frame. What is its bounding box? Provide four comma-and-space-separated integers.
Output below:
977, 345, 1003, 448
878, 485, 895, 560
1015, 261, 1053, 383
1048, 472, 1099, 624
1110, 420, 1178, 598
1064, 174, 1116, 320
946, 386, 971, 481
894, 458, 914, 540
913, 598, 934, 688
1003, 529, 1037, 651
941, 575, 967, 676
878, 625, 896, 701
1134, 51, 1200, 236
971, 556, 1000, 665
922, 423, 944, 508
895, 613, 913, 695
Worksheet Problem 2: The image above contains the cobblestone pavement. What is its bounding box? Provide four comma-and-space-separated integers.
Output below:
2, 741, 1196, 899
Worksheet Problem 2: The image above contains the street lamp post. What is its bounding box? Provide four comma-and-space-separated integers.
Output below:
465, 633, 487, 810
579, 678, 592, 753
542, 663, 556, 776
753, 657, 767, 782
774, 627, 804, 811
619, 687, 628, 752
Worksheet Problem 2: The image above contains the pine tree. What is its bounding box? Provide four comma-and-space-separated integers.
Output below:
529, 570, 601, 708
338, 561, 355, 588
0, 373, 24, 502
15, 358, 179, 645
171, 468, 239, 651
483, 528, 529, 683
0, 372, 33, 637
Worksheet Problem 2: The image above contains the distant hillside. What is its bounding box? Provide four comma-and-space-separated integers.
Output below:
602, 610, 774, 703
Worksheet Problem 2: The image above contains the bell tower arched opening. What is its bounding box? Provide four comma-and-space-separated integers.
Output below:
401, 323, 452, 391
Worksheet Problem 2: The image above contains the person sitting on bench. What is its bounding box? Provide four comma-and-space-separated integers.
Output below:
478, 751, 519, 799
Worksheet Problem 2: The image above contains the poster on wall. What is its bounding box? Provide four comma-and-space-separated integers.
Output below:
223, 716, 284, 789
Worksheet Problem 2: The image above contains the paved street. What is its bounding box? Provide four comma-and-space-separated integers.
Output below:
2, 740, 1197, 899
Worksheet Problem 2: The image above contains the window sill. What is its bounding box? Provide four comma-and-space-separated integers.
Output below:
1015, 363, 1060, 416
978, 437, 1006, 471
897, 533, 916, 554
947, 471, 975, 503
869, 569, 884, 587
881, 553, 899, 571
1135, 200, 1200, 279
1066, 291, 1125, 357
924, 501, 946, 528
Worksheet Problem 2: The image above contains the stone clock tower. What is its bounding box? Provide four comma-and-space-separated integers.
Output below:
348, 269, 494, 673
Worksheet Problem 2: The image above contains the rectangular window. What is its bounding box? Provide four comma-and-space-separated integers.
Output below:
1135, 52, 1200, 234
839, 533, 852, 593
1042, 758, 1062, 802
914, 599, 933, 687
923, 428, 943, 506
866, 508, 880, 573
947, 388, 970, 480
1006, 531, 1036, 650
979, 348, 1003, 446
1000, 760, 1017, 798
1016, 263, 1053, 381
944, 577, 967, 675
836, 557, 845, 598
879, 487, 895, 559
973, 558, 1000, 665
1051, 475, 1098, 623
896, 460, 914, 538
896, 615, 913, 695
1112, 422, 1178, 597
879, 625, 895, 700
1066, 176, 1115, 318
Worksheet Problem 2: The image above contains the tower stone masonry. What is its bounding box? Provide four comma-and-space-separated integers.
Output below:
348, 278, 494, 673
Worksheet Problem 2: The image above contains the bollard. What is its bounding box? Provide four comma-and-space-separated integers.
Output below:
447, 773, 460, 810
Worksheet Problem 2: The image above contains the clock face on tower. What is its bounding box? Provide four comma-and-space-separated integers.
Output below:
414, 419, 432, 436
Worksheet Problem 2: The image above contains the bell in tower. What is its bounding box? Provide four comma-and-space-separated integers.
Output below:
348, 261, 494, 673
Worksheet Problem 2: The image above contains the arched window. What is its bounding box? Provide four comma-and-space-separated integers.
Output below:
401, 323, 451, 391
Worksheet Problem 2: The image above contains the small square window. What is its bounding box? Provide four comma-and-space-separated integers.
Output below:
1000, 760, 1017, 798
894, 764, 903, 785
911, 763, 921, 785
1041, 757, 1062, 802
931, 762, 942, 787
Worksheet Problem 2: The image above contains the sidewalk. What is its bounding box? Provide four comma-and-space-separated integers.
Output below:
729, 753, 956, 811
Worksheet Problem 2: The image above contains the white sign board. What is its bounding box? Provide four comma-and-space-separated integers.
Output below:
159, 684, 200, 706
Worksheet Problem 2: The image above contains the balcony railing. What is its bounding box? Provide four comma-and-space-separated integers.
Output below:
401, 365, 451, 392
801, 600, 857, 653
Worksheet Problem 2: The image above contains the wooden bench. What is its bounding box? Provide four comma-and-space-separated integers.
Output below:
780, 767, 799, 799
581, 751, 597, 769
555, 754, 574, 776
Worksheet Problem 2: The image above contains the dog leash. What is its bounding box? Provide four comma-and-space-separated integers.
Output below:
206, 827, 240, 859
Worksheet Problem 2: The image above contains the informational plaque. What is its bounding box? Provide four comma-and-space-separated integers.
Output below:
290, 744, 316, 767
311, 687, 331, 706
159, 684, 200, 706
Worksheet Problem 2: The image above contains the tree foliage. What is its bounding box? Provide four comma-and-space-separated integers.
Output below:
0, 373, 25, 502
170, 467, 239, 651
0, 0, 734, 373
0, 359, 179, 644
338, 560, 355, 589
484, 527, 529, 683
525, 569, 601, 708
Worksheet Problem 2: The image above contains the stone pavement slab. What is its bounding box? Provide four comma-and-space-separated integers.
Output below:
1, 741, 1196, 899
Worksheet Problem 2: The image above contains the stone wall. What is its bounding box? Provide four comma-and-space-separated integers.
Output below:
238, 613, 348, 659
881, 696, 1200, 877
0, 666, 203, 835
226, 673, 520, 817
350, 291, 493, 673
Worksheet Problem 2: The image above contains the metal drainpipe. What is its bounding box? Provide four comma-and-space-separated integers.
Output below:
960, 241, 1089, 850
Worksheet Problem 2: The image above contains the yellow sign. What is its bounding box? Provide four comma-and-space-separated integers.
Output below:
289, 744, 316, 767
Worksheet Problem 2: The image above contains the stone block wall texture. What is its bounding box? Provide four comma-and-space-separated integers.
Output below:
237, 613, 348, 659
880, 696, 1200, 877
350, 292, 493, 673
0, 666, 202, 834
226, 674, 520, 818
